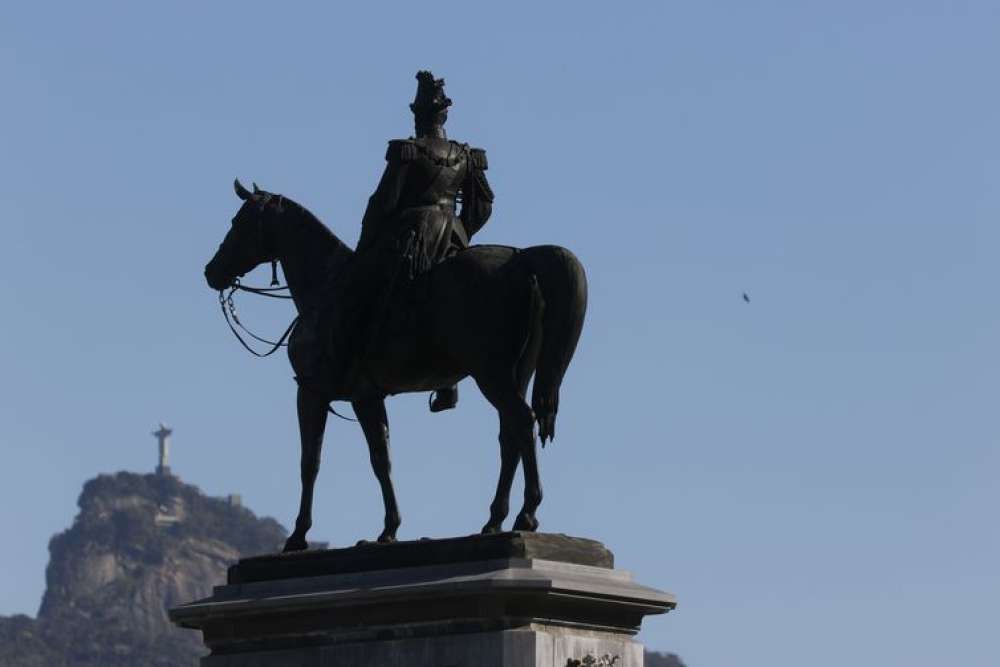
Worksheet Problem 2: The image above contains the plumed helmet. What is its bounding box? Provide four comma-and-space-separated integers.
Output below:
410, 70, 451, 127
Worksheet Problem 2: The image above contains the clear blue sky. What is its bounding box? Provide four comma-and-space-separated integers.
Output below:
1, 2, 997, 665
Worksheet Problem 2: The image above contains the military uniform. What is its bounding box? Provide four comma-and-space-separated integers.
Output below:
357, 136, 493, 276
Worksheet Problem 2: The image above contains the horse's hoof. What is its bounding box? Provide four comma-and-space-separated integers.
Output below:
481, 523, 502, 535
512, 513, 539, 532
377, 532, 397, 544
283, 535, 308, 553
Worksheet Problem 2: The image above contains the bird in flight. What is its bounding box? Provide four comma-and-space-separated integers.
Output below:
742, 292, 750, 303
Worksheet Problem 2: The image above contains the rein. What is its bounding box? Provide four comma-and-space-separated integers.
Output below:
219, 280, 296, 357
218, 278, 357, 422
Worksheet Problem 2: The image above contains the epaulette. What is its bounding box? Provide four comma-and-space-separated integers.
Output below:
386, 139, 417, 163
469, 147, 488, 170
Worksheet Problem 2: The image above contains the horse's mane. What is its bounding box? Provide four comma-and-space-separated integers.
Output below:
276, 193, 354, 260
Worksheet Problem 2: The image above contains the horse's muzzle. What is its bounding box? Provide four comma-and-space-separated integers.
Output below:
204, 261, 231, 291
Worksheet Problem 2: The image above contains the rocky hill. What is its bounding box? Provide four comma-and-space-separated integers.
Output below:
0, 471, 286, 666
645, 650, 687, 667
0, 471, 686, 666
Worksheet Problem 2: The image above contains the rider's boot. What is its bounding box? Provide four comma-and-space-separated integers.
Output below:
429, 385, 459, 413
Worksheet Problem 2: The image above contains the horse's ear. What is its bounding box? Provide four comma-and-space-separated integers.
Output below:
234, 179, 252, 200
252, 182, 262, 194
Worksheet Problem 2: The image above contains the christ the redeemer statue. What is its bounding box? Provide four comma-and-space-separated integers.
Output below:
153, 423, 172, 476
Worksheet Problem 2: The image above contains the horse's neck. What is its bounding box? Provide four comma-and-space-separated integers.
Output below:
274, 205, 351, 312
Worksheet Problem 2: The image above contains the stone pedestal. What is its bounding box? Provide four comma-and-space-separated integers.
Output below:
169, 533, 675, 667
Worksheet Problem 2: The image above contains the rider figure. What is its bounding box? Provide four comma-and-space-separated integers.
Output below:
357, 70, 494, 412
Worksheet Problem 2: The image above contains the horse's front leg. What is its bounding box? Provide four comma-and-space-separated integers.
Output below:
353, 396, 401, 543
283, 385, 329, 552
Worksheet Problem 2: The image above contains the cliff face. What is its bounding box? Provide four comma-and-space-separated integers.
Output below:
0, 472, 286, 667
645, 650, 688, 667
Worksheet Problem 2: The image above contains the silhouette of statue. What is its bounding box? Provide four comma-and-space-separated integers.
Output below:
204, 72, 587, 552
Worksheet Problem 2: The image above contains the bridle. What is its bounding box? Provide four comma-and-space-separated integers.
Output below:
217, 196, 297, 356
215, 198, 357, 421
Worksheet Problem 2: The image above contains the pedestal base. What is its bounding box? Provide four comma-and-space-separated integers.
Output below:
170, 533, 675, 667
200, 626, 643, 667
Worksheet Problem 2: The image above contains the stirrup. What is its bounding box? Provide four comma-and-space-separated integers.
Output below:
429, 388, 458, 413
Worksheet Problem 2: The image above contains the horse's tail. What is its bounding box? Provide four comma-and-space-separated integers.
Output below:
522, 245, 588, 444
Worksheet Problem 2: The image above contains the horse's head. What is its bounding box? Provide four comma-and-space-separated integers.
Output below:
205, 179, 284, 290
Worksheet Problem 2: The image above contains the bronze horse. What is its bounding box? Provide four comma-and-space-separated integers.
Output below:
204, 181, 587, 552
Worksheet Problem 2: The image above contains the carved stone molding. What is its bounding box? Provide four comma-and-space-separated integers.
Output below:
566, 654, 621, 667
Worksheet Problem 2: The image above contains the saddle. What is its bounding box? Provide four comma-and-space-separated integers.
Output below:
291, 243, 439, 398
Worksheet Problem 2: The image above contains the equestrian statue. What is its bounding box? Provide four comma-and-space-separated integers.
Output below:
204, 71, 588, 552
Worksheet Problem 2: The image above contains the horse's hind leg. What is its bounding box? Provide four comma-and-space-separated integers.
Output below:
284, 385, 329, 552
512, 433, 542, 532
353, 396, 401, 543
482, 424, 521, 534
477, 375, 538, 534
